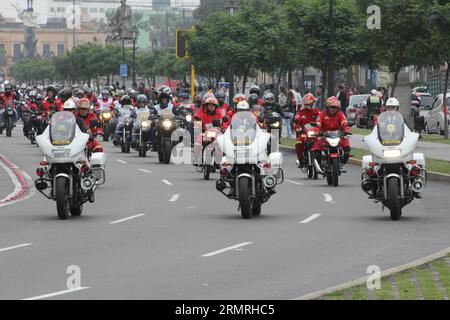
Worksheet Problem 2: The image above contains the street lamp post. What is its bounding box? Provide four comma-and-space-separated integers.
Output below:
225, 0, 239, 106
132, 25, 139, 88
327, 0, 335, 98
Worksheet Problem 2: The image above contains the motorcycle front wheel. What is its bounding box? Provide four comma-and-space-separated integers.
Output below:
6, 118, 12, 137
239, 177, 252, 219
331, 157, 339, 187
203, 165, 211, 180
163, 139, 172, 164
103, 125, 110, 142
387, 177, 402, 220
55, 177, 69, 220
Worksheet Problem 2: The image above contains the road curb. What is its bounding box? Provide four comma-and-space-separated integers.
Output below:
279, 145, 450, 183
293, 246, 450, 300
0, 154, 30, 205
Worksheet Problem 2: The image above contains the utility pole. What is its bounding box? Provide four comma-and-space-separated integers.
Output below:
327, 0, 335, 98
165, 11, 169, 47
72, 0, 76, 48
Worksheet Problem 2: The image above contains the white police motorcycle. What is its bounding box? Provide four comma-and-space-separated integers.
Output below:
35, 111, 106, 220
361, 110, 426, 220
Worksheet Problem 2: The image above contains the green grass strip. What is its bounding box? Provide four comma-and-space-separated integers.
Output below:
430, 260, 450, 299
350, 284, 369, 300
414, 266, 444, 300
374, 276, 394, 300
394, 270, 417, 300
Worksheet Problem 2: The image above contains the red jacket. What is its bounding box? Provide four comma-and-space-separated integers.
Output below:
76, 111, 102, 135
42, 98, 63, 112
0, 92, 15, 107
316, 110, 350, 133
294, 107, 320, 131
218, 103, 229, 117
26, 100, 39, 111
194, 107, 223, 131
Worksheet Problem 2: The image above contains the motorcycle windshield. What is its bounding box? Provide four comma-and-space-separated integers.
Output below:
137, 111, 150, 123
324, 131, 341, 138
377, 111, 405, 146
230, 112, 258, 146
49, 111, 76, 146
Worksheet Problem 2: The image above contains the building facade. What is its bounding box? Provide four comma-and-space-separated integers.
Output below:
0, 18, 106, 79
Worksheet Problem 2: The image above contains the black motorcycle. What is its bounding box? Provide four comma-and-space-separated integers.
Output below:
119, 115, 134, 153
264, 111, 283, 154
1, 103, 16, 137
314, 130, 351, 186
152, 112, 184, 164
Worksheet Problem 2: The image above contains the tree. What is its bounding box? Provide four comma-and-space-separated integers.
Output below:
286, 0, 368, 96
10, 58, 55, 84
193, 0, 229, 22
357, 0, 432, 96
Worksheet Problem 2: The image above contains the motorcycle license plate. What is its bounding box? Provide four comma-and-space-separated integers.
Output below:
330, 153, 339, 158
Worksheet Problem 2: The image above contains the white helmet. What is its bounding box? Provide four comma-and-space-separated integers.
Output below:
386, 97, 400, 107
371, 89, 378, 95
63, 99, 77, 111
236, 101, 250, 111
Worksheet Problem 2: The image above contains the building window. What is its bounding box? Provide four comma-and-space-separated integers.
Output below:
0, 43, 5, 51
57, 44, 65, 56
50, 7, 55, 12
13, 44, 21, 61
43, 44, 51, 59
100, 8, 105, 13
82, 8, 88, 13
57, 7, 63, 13
90, 8, 97, 13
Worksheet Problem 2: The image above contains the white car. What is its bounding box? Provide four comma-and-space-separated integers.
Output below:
425, 94, 450, 135
345, 94, 369, 126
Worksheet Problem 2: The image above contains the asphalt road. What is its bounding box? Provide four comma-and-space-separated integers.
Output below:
1, 127, 450, 300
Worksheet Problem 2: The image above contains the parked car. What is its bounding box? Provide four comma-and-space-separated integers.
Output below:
425, 94, 450, 135
346, 94, 369, 126
411, 92, 434, 132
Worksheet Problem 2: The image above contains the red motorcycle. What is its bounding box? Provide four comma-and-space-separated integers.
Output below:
299, 123, 320, 179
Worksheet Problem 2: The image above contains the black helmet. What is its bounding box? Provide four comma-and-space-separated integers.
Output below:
179, 92, 190, 100
158, 91, 170, 102
263, 92, 275, 104
58, 88, 73, 103
248, 93, 259, 106
36, 94, 44, 102
215, 90, 226, 100
76, 89, 84, 98
157, 85, 171, 95
120, 95, 132, 106
4, 83, 12, 93
137, 94, 147, 105
250, 86, 261, 96
47, 85, 58, 94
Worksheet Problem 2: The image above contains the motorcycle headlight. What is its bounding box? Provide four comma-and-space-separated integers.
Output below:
307, 131, 316, 138
206, 131, 217, 139
271, 121, 280, 128
383, 149, 401, 158
326, 137, 340, 147
162, 119, 172, 130
141, 120, 150, 129
103, 112, 112, 120
185, 114, 192, 122
52, 149, 71, 159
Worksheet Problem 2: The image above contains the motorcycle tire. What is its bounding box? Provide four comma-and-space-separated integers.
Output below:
239, 177, 252, 219
387, 177, 402, 221
163, 140, 171, 164
158, 150, 164, 163
203, 165, 211, 180
252, 202, 261, 216
55, 177, 69, 220
121, 143, 126, 153
70, 183, 83, 216
6, 118, 12, 137
331, 157, 339, 187
125, 143, 131, 154
103, 126, 110, 142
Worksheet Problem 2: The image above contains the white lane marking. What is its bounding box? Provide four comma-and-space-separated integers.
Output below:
201, 242, 253, 257
162, 179, 173, 186
169, 194, 180, 202
116, 159, 127, 164
324, 194, 335, 203
286, 179, 304, 186
109, 214, 146, 224
299, 214, 322, 224
0, 243, 33, 253
23, 287, 90, 300
138, 168, 152, 174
